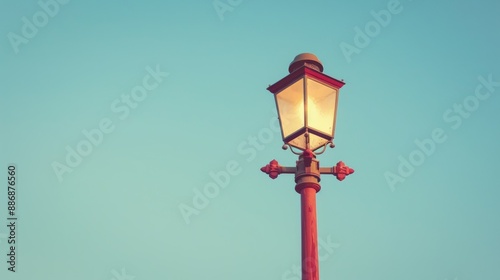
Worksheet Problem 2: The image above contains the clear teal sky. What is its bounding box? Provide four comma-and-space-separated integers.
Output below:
1, 0, 500, 279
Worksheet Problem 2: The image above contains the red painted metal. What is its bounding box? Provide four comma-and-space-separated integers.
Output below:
262, 153, 354, 280
267, 66, 345, 94
332, 161, 355, 181
260, 159, 281, 179
261, 160, 296, 179
294, 149, 321, 280
301, 149, 315, 166
299, 185, 319, 280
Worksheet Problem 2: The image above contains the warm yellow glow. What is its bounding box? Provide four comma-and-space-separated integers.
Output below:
306, 78, 338, 136
275, 78, 304, 138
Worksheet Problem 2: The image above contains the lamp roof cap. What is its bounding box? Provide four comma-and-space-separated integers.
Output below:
289, 53, 324, 73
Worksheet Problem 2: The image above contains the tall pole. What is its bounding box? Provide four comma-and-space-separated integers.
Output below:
299, 186, 319, 280
295, 149, 321, 280
260, 148, 354, 280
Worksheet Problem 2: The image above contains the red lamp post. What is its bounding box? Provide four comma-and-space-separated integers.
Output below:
260, 53, 354, 280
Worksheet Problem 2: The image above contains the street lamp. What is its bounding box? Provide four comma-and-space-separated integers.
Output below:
260, 53, 354, 280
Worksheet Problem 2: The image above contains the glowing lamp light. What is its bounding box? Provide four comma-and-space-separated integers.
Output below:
267, 53, 345, 151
